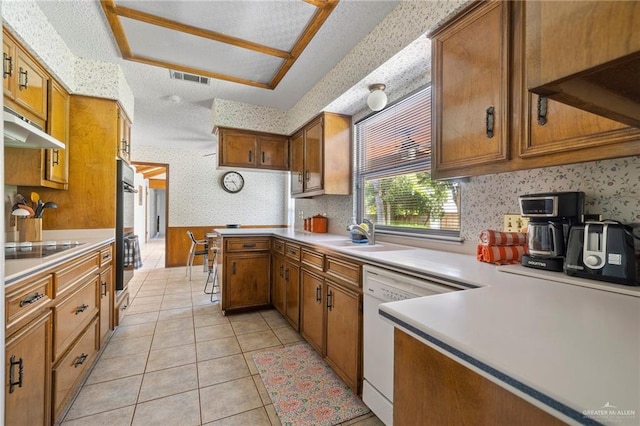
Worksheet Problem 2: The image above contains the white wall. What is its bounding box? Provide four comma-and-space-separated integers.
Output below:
132, 146, 288, 227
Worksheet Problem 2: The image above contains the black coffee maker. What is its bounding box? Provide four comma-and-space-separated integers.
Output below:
519, 191, 585, 271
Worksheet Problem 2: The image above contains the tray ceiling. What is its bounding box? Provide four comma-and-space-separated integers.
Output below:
101, 0, 339, 89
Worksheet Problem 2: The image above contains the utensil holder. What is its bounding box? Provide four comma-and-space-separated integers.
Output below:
18, 218, 42, 242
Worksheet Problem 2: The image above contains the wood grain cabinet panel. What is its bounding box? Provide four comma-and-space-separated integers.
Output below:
5, 311, 52, 426
300, 269, 325, 354
394, 329, 565, 426
223, 253, 271, 312
431, 1, 510, 178
290, 112, 352, 198
46, 80, 70, 187
218, 127, 289, 170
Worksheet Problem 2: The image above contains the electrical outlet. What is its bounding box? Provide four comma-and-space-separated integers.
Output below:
503, 214, 529, 232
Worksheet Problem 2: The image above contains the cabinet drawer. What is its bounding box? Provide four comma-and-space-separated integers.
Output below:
99, 245, 113, 268
326, 256, 361, 289
272, 238, 285, 255
285, 243, 301, 262
301, 248, 325, 272
53, 277, 99, 361
52, 317, 98, 420
6, 274, 52, 334
114, 290, 130, 327
226, 237, 270, 252
54, 252, 100, 298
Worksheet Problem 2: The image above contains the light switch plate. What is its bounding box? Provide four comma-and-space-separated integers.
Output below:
503, 214, 529, 232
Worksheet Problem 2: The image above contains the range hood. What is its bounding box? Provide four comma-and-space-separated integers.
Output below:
4, 109, 65, 150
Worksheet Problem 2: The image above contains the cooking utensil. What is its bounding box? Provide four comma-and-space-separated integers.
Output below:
34, 200, 44, 217
15, 193, 27, 205
36, 201, 58, 218
30, 191, 40, 206
17, 204, 35, 217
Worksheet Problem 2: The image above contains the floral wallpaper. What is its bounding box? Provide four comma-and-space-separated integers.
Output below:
461, 156, 640, 244
2, 0, 135, 118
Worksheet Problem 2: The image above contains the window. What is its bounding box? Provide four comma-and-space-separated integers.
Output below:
356, 86, 460, 237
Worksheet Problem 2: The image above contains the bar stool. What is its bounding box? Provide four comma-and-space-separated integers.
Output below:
203, 242, 219, 302
186, 230, 208, 281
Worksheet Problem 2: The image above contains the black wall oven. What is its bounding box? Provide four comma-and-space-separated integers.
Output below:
116, 159, 136, 291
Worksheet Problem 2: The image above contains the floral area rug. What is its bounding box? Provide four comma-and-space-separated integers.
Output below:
253, 343, 370, 426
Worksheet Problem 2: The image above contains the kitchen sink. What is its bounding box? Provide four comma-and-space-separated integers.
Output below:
343, 244, 408, 252
321, 239, 366, 247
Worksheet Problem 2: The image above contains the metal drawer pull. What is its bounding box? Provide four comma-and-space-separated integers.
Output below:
316, 285, 321, 302
243, 243, 256, 248
279, 265, 284, 278
3, 53, 13, 78
327, 290, 333, 311
485, 106, 495, 138
20, 292, 45, 307
305, 170, 310, 182
9, 355, 23, 393
248, 150, 253, 162
52, 149, 60, 166
73, 353, 88, 368
101, 281, 107, 297
232, 262, 237, 275
262, 151, 265, 163
284, 268, 289, 280
298, 172, 302, 183
75, 304, 89, 314
537, 96, 548, 125
18, 67, 28, 89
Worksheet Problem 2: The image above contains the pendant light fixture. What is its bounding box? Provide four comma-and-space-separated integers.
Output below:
367, 83, 388, 111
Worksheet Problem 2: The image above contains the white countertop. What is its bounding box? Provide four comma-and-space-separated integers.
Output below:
4, 229, 115, 285
212, 228, 640, 425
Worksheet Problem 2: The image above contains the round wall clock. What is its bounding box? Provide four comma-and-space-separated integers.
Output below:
221, 171, 245, 193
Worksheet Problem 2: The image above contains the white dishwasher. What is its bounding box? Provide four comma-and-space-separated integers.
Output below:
362, 265, 458, 426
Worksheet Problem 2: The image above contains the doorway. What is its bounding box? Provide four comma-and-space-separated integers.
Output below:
131, 162, 169, 268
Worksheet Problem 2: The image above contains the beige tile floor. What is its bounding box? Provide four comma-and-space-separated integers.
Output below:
59, 237, 383, 426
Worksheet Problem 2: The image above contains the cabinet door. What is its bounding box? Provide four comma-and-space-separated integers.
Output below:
325, 281, 361, 393
219, 129, 257, 167
46, 80, 70, 184
290, 131, 304, 195
5, 312, 51, 426
271, 255, 286, 316
300, 269, 325, 354
14, 46, 48, 121
285, 261, 300, 330
521, 93, 640, 158
225, 253, 271, 310
304, 117, 323, 193
99, 265, 113, 346
432, 1, 509, 177
258, 135, 288, 170
117, 106, 132, 162
3, 35, 16, 98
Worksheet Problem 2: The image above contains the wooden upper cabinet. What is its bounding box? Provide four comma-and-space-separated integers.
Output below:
290, 112, 352, 198
526, 1, 640, 128
290, 131, 305, 195
430, 1, 510, 179
515, 1, 640, 164
46, 80, 70, 185
217, 127, 288, 170
117, 105, 132, 163
3, 29, 48, 123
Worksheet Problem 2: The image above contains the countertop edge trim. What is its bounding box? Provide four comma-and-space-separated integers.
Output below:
378, 309, 603, 426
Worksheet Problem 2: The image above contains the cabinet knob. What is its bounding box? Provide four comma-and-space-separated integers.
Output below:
8, 355, 23, 393
485, 106, 495, 138
18, 67, 28, 90
537, 96, 548, 126
3, 52, 13, 78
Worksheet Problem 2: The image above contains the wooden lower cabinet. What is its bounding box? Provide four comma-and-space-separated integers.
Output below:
5, 311, 52, 426
325, 281, 362, 394
52, 317, 99, 420
394, 329, 565, 426
99, 265, 113, 346
300, 269, 325, 354
284, 261, 300, 329
223, 253, 271, 312
272, 254, 286, 315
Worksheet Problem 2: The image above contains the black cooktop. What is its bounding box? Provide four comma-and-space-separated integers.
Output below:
5, 242, 85, 260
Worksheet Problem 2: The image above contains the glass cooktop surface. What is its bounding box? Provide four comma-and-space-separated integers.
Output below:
5, 241, 85, 259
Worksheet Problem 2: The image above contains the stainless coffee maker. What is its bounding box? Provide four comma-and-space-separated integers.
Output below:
519, 191, 585, 271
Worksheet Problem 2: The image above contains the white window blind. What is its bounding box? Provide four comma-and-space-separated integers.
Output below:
356, 86, 461, 235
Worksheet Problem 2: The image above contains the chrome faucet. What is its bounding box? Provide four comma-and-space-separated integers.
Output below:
347, 218, 375, 245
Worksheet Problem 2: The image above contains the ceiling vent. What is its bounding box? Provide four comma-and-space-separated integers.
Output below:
169, 70, 210, 85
